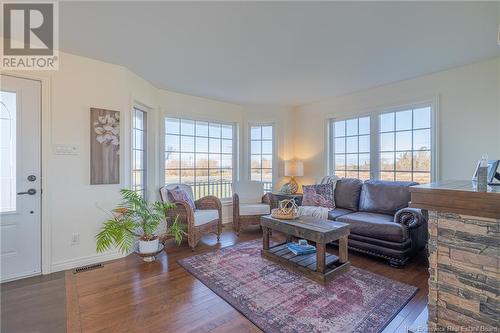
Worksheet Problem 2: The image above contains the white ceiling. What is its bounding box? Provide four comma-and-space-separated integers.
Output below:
59, 1, 500, 106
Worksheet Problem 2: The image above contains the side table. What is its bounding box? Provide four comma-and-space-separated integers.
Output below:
272, 192, 303, 207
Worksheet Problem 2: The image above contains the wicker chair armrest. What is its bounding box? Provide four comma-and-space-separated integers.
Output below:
232, 193, 240, 217
166, 200, 195, 230
195, 196, 222, 214
262, 192, 275, 208
394, 207, 427, 229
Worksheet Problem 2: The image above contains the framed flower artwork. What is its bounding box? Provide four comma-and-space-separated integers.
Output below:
90, 108, 120, 184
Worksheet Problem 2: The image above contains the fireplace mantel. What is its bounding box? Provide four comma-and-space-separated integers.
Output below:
409, 180, 500, 219
409, 181, 499, 332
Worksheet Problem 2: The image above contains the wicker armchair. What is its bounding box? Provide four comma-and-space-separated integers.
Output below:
232, 181, 274, 236
159, 184, 222, 251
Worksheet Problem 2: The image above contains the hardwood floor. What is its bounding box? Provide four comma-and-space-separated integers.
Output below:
1, 271, 66, 333
1, 225, 429, 333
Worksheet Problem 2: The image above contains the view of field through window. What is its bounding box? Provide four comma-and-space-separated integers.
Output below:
379, 107, 431, 183
132, 108, 147, 198
331, 106, 432, 183
250, 125, 273, 192
333, 116, 371, 180
164, 118, 234, 199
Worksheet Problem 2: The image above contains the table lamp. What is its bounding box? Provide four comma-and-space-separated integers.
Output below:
284, 160, 304, 194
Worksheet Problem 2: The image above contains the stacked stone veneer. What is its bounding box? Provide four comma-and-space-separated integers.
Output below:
427, 211, 499, 332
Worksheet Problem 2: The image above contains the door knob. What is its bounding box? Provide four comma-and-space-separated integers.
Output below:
17, 189, 37, 195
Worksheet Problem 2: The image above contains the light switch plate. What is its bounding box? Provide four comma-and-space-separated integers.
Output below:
53, 144, 79, 155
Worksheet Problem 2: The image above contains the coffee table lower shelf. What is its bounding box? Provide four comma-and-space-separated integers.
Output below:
261, 243, 350, 284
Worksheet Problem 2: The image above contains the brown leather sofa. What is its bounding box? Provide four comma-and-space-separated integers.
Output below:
329, 179, 428, 266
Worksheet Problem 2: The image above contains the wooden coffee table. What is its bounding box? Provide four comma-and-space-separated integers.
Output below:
260, 215, 350, 284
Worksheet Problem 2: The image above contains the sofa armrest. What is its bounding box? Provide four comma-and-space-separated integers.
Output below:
394, 208, 427, 229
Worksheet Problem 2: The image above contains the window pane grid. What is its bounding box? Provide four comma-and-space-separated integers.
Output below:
378, 107, 431, 183
165, 117, 234, 199
250, 125, 273, 192
132, 108, 147, 198
332, 117, 370, 180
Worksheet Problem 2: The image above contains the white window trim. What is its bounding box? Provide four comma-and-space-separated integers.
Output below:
328, 99, 439, 182
248, 122, 276, 192
329, 115, 372, 180
131, 103, 150, 199
162, 115, 238, 200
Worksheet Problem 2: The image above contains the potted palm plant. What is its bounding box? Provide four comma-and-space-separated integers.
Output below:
96, 189, 186, 255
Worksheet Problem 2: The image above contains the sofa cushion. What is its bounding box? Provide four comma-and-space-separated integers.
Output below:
336, 212, 407, 242
334, 178, 363, 211
359, 180, 417, 215
167, 186, 196, 211
239, 203, 270, 216
328, 208, 354, 220
302, 183, 335, 208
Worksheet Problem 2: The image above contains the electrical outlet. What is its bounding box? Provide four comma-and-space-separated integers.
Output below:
71, 233, 80, 245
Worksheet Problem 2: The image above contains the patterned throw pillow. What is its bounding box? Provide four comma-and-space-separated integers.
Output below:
167, 186, 196, 211
302, 183, 335, 209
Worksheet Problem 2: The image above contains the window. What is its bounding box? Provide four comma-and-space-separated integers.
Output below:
331, 116, 371, 180
379, 107, 431, 183
250, 124, 273, 192
330, 104, 434, 183
132, 107, 147, 198
0, 91, 16, 212
165, 118, 234, 199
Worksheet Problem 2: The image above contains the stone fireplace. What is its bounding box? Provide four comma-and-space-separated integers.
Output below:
410, 181, 499, 332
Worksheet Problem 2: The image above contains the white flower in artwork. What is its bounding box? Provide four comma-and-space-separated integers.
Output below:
94, 112, 120, 147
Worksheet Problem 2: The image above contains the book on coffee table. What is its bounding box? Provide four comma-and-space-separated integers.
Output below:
287, 243, 316, 256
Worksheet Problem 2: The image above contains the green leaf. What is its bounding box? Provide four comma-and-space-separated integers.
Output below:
96, 188, 178, 253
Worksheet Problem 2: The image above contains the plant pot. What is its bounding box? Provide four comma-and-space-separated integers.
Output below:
138, 238, 159, 254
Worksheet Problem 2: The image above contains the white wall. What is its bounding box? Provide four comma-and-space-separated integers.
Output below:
4, 50, 497, 274
294, 57, 500, 185
6, 53, 166, 272
3, 51, 295, 272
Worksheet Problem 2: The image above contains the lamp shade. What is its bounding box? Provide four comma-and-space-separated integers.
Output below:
284, 160, 304, 177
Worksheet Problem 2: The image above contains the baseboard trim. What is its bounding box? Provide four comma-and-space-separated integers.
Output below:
51, 251, 125, 273
1, 271, 41, 283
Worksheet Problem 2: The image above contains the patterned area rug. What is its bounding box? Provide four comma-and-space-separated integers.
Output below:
178, 240, 418, 333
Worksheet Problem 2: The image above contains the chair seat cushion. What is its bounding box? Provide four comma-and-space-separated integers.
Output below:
239, 203, 270, 216
193, 209, 219, 226
336, 212, 407, 242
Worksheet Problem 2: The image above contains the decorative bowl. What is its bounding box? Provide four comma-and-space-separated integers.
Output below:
271, 199, 299, 220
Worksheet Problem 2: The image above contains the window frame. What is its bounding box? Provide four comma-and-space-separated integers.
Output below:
163, 116, 237, 200
329, 116, 372, 180
131, 105, 148, 199
0, 91, 17, 213
329, 100, 438, 183
248, 122, 275, 192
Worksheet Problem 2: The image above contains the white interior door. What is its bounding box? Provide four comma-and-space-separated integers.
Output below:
0, 75, 42, 282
